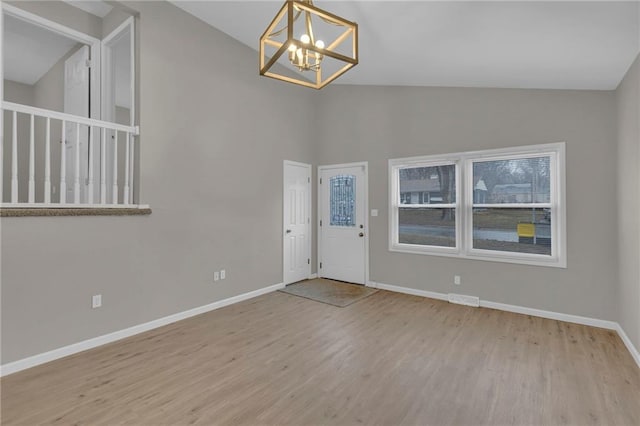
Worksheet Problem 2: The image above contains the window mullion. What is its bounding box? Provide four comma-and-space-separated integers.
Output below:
463, 156, 473, 255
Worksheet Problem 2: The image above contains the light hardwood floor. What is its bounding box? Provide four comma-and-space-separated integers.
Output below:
2, 290, 639, 425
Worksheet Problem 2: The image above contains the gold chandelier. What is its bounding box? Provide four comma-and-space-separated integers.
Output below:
259, 0, 358, 89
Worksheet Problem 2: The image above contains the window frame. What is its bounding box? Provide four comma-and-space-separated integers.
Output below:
389, 142, 567, 268
389, 154, 461, 256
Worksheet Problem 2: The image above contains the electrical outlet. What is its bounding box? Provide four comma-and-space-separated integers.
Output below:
220, 270, 226, 280
92, 294, 102, 308
454, 275, 461, 285
214, 271, 220, 282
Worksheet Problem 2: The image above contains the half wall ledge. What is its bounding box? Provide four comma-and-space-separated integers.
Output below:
0, 208, 152, 217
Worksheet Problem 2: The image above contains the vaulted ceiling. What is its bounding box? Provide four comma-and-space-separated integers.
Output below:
172, 0, 640, 90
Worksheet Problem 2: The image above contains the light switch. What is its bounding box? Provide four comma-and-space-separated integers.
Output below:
371, 209, 379, 217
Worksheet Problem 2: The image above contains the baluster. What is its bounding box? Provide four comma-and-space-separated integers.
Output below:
112, 131, 118, 204
129, 135, 135, 205
123, 132, 130, 205
11, 111, 18, 203
0, 113, 3, 204
87, 126, 94, 204
100, 127, 106, 204
44, 118, 51, 204
74, 122, 80, 203
28, 114, 35, 203
60, 120, 66, 203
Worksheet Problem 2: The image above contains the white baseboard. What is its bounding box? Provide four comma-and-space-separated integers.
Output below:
479, 299, 617, 330
615, 323, 640, 369
0, 282, 285, 377
309, 273, 318, 279
4, 280, 638, 376
369, 281, 448, 301
369, 280, 639, 369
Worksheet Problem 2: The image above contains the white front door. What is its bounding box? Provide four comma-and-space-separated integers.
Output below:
64, 45, 90, 203
319, 163, 367, 285
283, 161, 311, 285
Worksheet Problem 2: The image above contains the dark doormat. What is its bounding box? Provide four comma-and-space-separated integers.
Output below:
279, 278, 378, 307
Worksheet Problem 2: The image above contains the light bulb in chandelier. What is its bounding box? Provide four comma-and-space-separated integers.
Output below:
314, 40, 324, 62
300, 34, 310, 44
288, 42, 298, 63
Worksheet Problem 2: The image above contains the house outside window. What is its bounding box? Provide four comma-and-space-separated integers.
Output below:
389, 143, 566, 267
395, 162, 458, 250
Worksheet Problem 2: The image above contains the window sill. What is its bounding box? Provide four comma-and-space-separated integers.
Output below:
0, 207, 152, 217
389, 245, 566, 268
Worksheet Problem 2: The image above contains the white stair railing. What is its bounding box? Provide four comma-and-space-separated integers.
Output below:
1, 101, 141, 208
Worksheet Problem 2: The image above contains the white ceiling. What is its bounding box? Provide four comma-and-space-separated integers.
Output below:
62, 0, 113, 18
172, 0, 640, 90
3, 14, 80, 85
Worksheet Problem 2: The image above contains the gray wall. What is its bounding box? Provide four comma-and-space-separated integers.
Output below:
315, 85, 618, 321
6, 0, 102, 40
616, 54, 640, 351
0, 0, 635, 365
1, 1, 315, 363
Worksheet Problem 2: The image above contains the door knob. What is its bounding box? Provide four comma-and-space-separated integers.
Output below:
285, 229, 292, 234
359, 232, 364, 237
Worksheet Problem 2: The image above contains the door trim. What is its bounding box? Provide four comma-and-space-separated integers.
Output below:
283, 160, 312, 285
101, 16, 135, 126
317, 161, 370, 287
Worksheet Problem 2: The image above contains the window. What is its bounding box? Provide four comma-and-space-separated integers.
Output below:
389, 143, 566, 267
396, 163, 458, 250
330, 175, 356, 227
471, 156, 552, 256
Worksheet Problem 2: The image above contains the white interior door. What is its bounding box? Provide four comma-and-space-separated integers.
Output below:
319, 163, 367, 285
64, 45, 90, 203
283, 161, 312, 285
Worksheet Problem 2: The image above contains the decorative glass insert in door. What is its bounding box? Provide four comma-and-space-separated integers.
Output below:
330, 175, 356, 227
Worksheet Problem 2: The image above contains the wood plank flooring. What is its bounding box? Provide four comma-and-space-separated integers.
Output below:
2, 290, 639, 425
